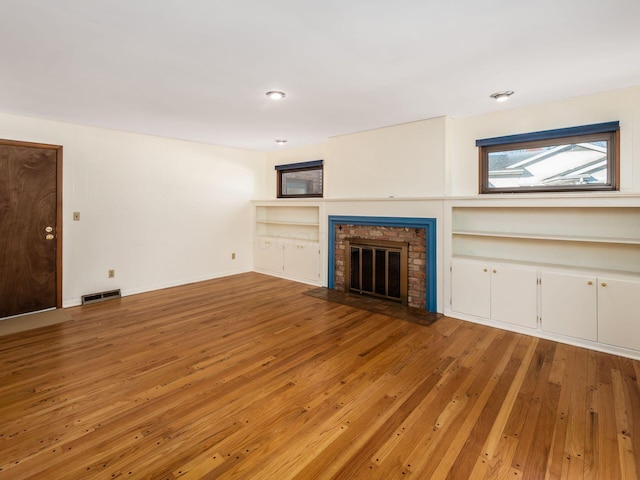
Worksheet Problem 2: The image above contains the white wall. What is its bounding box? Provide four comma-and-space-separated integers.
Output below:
263, 117, 448, 200
450, 86, 640, 196
0, 113, 265, 306
265, 87, 640, 199
327, 117, 447, 198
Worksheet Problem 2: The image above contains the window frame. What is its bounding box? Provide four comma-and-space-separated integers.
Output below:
275, 160, 324, 198
477, 122, 620, 194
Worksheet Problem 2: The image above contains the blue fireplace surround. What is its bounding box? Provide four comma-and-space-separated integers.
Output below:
327, 215, 437, 312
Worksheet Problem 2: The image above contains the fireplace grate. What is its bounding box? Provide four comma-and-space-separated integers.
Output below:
345, 238, 408, 305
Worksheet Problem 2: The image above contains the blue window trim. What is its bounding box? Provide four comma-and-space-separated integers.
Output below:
476, 121, 620, 147
275, 159, 323, 171
327, 215, 437, 312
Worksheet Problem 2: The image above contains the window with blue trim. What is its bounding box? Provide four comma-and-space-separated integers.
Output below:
276, 160, 323, 198
478, 122, 619, 193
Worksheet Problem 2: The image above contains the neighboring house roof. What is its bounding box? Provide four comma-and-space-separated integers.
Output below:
488, 142, 608, 188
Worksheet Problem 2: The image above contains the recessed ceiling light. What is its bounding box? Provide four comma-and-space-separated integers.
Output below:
490, 90, 514, 102
266, 91, 286, 100
275, 139, 287, 145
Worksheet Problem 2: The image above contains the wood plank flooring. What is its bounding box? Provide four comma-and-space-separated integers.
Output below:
1, 272, 639, 479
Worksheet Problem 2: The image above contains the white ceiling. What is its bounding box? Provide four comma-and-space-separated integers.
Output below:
2, 0, 640, 152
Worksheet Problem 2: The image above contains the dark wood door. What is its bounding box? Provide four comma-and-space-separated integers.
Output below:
0, 140, 62, 318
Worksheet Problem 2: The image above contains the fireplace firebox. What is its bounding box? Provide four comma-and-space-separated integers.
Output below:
345, 238, 408, 305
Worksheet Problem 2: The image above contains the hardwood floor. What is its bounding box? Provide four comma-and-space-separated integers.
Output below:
1, 272, 639, 479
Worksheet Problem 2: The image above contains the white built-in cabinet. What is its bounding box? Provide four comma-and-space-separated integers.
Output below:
539, 271, 597, 341
596, 277, 640, 351
451, 259, 537, 329
254, 237, 285, 273
253, 204, 321, 285
539, 272, 640, 348
451, 260, 490, 318
449, 203, 640, 358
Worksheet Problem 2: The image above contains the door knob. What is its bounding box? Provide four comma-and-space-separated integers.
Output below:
45, 226, 53, 233
45, 234, 54, 240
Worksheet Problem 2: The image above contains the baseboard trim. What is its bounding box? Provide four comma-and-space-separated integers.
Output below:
444, 308, 640, 361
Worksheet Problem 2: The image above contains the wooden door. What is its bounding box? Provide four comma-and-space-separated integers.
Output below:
0, 140, 62, 318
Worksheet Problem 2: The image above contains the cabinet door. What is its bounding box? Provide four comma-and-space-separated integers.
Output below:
540, 271, 597, 341
598, 277, 640, 351
283, 240, 320, 282
451, 259, 491, 318
254, 237, 283, 273
490, 265, 538, 328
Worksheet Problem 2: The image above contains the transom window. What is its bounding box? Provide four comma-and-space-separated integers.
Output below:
276, 160, 323, 198
477, 122, 619, 193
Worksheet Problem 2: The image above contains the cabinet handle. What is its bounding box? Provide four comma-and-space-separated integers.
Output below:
601, 282, 607, 287
493, 269, 497, 274
587, 281, 593, 286
483, 268, 488, 272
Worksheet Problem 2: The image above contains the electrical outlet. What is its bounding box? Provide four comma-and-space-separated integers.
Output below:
73, 212, 80, 221
108, 269, 115, 278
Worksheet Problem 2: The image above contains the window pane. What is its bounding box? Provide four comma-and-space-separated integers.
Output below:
281, 168, 322, 196
350, 247, 360, 290
388, 251, 401, 298
374, 249, 386, 296
478, 123, 618, 193
487, 142, 609, 190
361, 248, 373, 292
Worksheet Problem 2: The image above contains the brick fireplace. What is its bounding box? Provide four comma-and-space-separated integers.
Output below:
328, 216, 437, 312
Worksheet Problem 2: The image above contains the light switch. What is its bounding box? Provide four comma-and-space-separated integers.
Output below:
73, 212, 80, 221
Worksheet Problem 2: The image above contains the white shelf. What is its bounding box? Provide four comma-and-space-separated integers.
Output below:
256, 234, 320, 242
257, 220, 319, 227
452, 230, 640, 245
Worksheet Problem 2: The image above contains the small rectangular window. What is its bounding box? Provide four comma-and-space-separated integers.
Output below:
276, 160, 323, 198
478, 122, 619, 193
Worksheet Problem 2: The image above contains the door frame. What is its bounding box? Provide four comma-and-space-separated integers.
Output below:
1, 139, 63, 310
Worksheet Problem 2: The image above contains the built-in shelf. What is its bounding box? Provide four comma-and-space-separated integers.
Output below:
257, 220, 320, 227
451, 206, 640, 275
253, 203, 322, 284
255, 205, 320, 242
449, 204, 640, 359
452, 230, 640, 245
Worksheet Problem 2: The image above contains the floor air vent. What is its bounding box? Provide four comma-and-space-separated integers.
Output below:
81, 289, 122, 305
